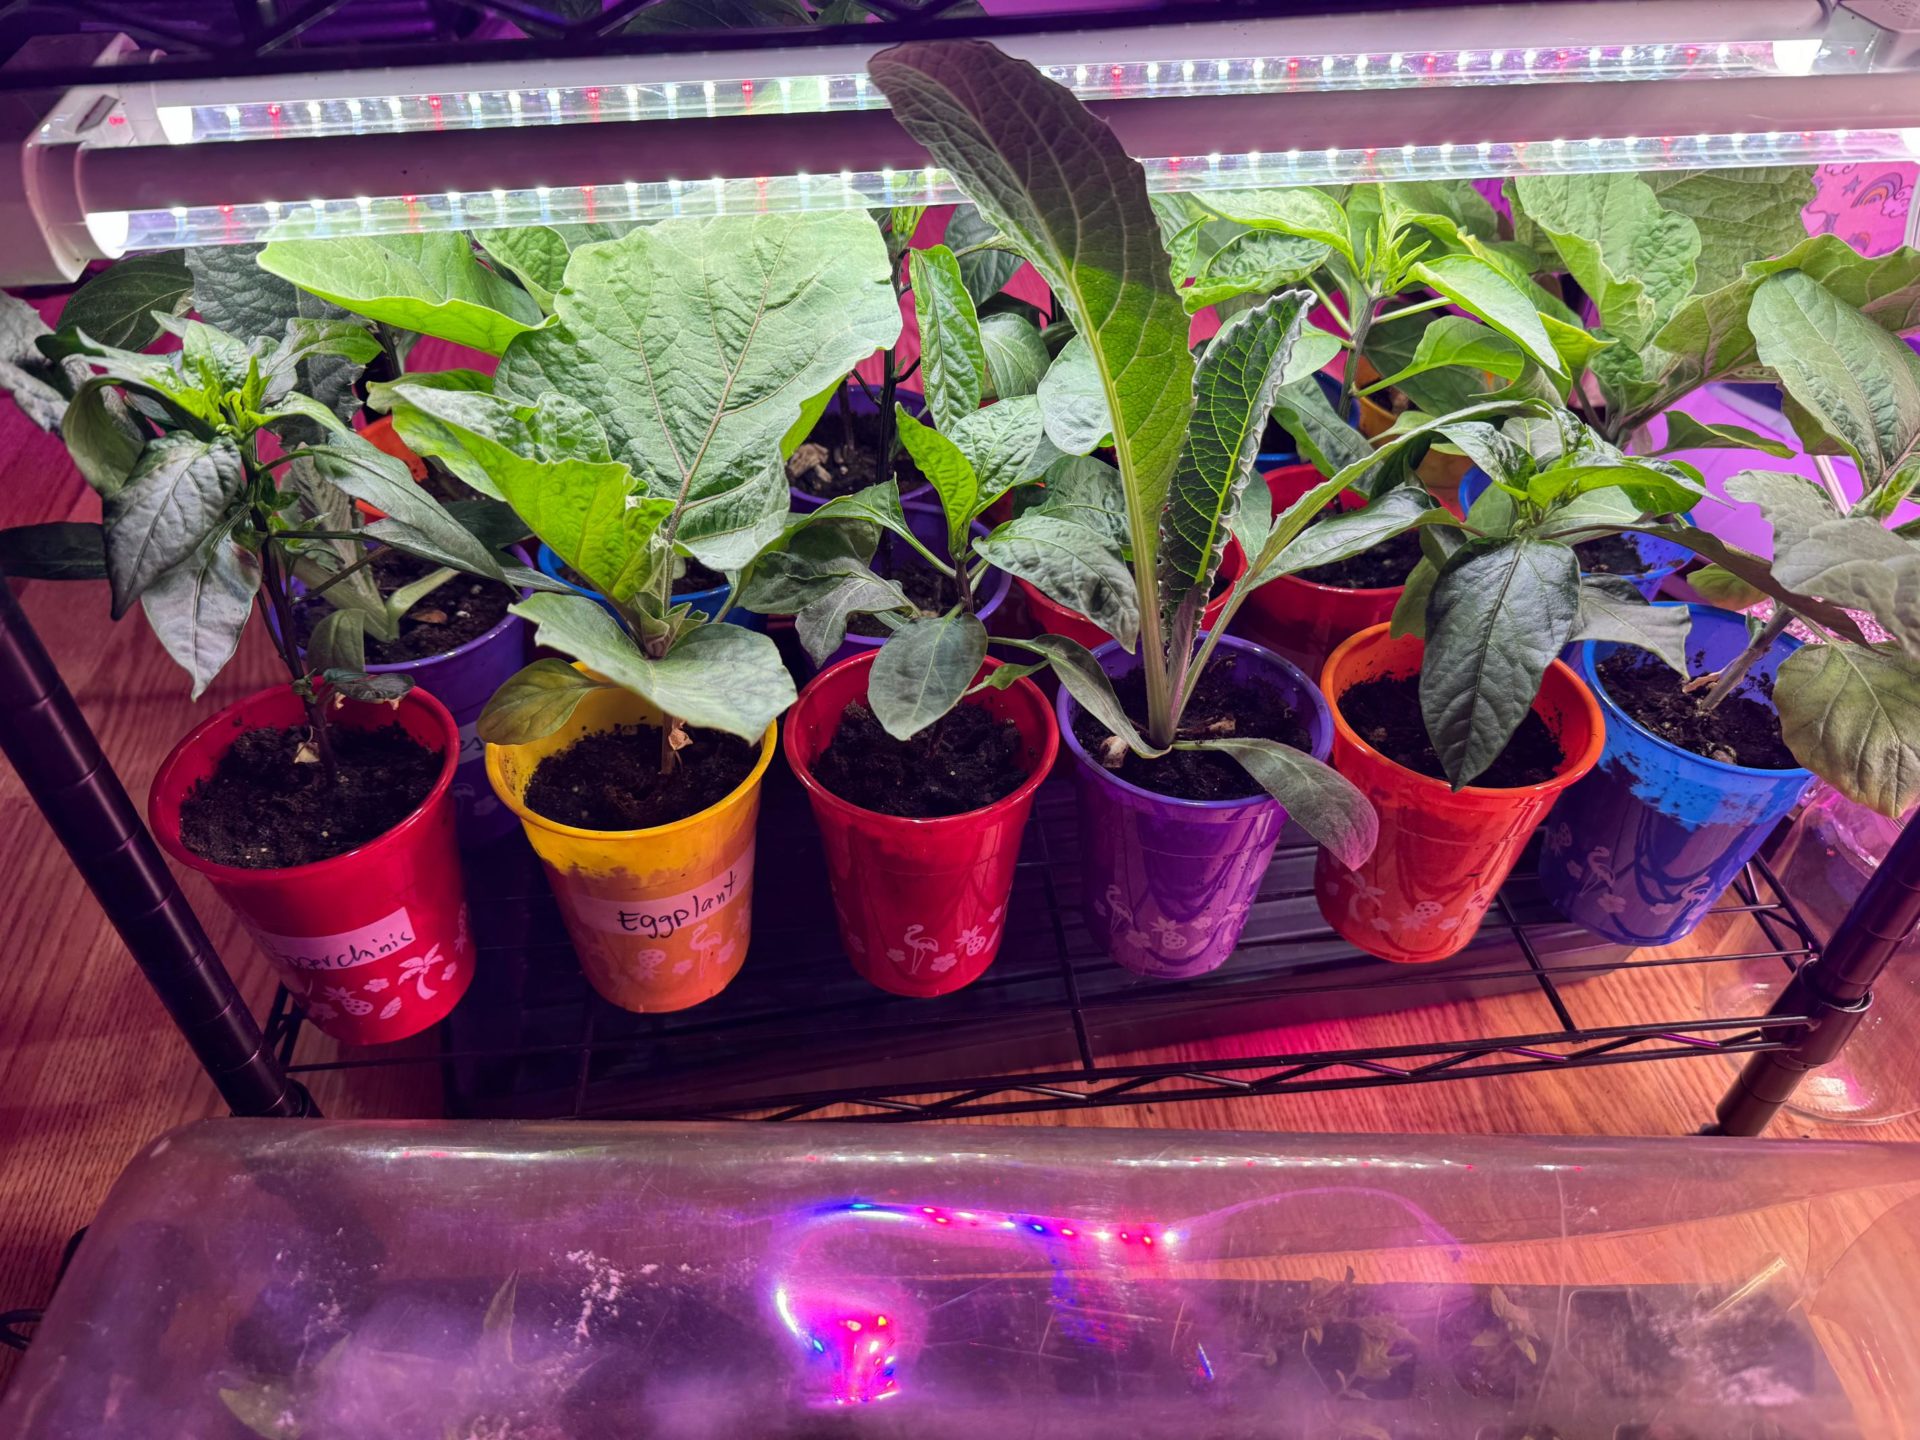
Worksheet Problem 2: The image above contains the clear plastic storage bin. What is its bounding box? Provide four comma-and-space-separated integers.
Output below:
6, 1121, 1920, 1438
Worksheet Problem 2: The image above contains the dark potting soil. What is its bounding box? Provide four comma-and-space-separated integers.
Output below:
813, 700, 1028, 818
178, 723, 440, 869
788, 404, 921, 499
1596, 648, 1797, 770
675, 557, 728, 594
1441, 1288, 1553, 1402
1298, 525, 1425, 590
292, 547, 515, 665
523, 724, 757, 831
847, 551, 959, 637
1567, 1290, 1685, 1400
1575, 531, 1653, 576
1071, 652, 1311, 802
1339, 674, 1565, 788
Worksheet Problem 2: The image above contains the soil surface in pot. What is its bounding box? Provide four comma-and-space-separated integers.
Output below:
523, 724, 757, 830
787, 402, 919, 499
293, 548, 516, 665
1441, 1287, 1552, 1401
1297, 525, 1424, 589
1339, 674, 1563, 787
847, 551, 959, 638
813, 700, 1027, 818
1597, 649, 1797, 769
1575, 532, 1654, 576
1568, 1290, 1685, 1399
179, 723, 440, 868
1072, 652, 1310, 802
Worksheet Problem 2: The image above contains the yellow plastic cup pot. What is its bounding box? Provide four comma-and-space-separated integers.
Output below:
486, 673, 774, 1013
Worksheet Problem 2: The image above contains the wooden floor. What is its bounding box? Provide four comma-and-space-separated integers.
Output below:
4, 438, 1919, 1398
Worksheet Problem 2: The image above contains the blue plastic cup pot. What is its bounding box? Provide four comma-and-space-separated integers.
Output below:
1538, 603, 1813, 947
1458, 467, 1690, 599
535, 545, 766, 632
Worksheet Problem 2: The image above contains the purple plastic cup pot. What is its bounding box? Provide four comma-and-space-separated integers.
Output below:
1056, 635, 1335, 979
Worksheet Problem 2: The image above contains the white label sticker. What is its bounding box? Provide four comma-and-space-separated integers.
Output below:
249, 907, 418, 973
564, 843, 754, 941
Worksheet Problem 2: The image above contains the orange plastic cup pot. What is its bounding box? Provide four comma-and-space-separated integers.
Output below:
486, 672, 774, 1013
1314, 625, 1605, 964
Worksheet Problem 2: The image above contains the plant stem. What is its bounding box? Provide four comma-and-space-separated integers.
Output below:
1371, 295, 1451, 327
1336, 294, 1379, 418
305, 548, 378, 601
276, 528, 367, 543
1309, 280, 1352, 335
896, 525, 956, 579
259, 540, 339, 786
1694, 608, 1793, 714
838, 383, 856, 457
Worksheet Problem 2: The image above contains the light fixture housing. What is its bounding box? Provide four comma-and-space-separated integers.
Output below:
1, 0, 1917, 282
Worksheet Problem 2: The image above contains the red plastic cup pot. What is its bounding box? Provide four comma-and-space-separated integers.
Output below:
785, 651, 1059, 997
1020, 537, 1247, 649
1313, 625, 1605, 964
150, 683, 473, 1044
1238, 463, 1404, 680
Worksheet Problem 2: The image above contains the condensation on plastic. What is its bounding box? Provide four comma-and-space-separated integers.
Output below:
6, 1121, 1920, 1438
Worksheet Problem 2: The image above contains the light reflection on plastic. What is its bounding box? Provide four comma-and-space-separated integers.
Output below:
772, 1283, 900, 1404
93, 124, 1919, 257
140, 39, 1814, 146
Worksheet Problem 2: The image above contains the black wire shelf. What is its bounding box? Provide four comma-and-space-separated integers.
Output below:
260, 746, 1823, 1124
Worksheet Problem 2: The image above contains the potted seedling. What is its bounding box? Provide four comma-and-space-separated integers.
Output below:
1537, 269, 1920, 945
1294, 1270, 1418, 1402
380, 210, 900, 1013
1442, 1285, 1552, 1402
0, 286, 521, 1044
863, 39, 1404, 980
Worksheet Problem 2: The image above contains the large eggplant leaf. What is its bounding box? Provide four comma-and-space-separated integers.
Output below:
476, 658, 614, 744
1771, 515, 1920, 658
910, 244, 985, 430
1421, 536, 1582, 787
1749, 269, 1920, 500
871, 41, 1194, 571
1159, 290, 1312, 608
1776, 642, 1920, 818
496, 212, 900, 570
1644, 167, 1817, 295
141, 519, 259, 699
509, 592, 794, 742
868, 611, 989, 740
103, 434, 245, 618
1632, 521, 1868, 646
1567, 578, 1690, 674
474, 224, 629, 313
978, 512, 1137, 648
1185, 737, 1377, 868
1510, 173, 1699, 348
1722, 469, 1843, 551
258, 233, 548, 355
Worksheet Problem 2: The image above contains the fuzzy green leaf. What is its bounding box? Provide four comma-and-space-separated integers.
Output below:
1185, 737, 1377, 869
910, 244, 985, 430
871, 41, 1193, 568
1421, 537, 1582, 787
978, 314, 1051, 400
476, 658, 613, 744
1644, 167, 1819, 295
979, 512, 1137, 648
1568, 580, 1690, 674
1771, 514, 1920, 658
509, 592, 794, 742
868, 611, 988, 740
1777, 642, 1920, 817
1511, 173, 1699, 347
258, 233, 548, 355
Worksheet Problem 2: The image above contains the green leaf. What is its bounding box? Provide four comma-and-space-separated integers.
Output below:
324, 669, 413, 703
1771, 515, 1920, 658
302, 433, 506, 581
950, 394, 1046, 504
1024, 453, 1128, 545
476, 658, 614, 744
1161, 291, 1313, 607
796, 569, 913, 664
1005, 630, 1157, 757
61, 377, 148, 497
1750, 270, 1920, 500
893, 405, 980, 562
1035, 335, 1112, 456
910, 244, 985, 430
510, 592, 795, 742
306, 608, 367, 674
1644, 167, 1818, 295
1410, 255, 1565, 379
1270, 376, 1370, 478
1569, 580, 1690, 674
947, 204, 1021, 305
1421, 537, 1582, 787
141, 519, 260, 699
0, 521, 106, 580
103, 434, 245, 618
58, 253, 193, 351
219, 1379, 300, 1440
257, 233, 548, 355
1177, 225, 1329, 314
1369, 314, 1525, 395
1381, 180, 1501, 244
497, 212, 900, 571
474, 228, 573, 311
1193, 187, 1352, 261
1690, 564, 1768, 612
1184, 737, 1377, 869
1529, 453, 1707, 517
1776, 642, 1920, 817
1640, 522, 1868, 645
978, 313, 1051, 400
868, 611, 989, 740
1722, 468, 1843, 551
1267, 488, 1448, 579
1510, 173, 1700, 347
979, 512, 1137, 648
1390, 555, 1438, 639
1647, 411, 1794, 459
871, 41, 1194, 572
